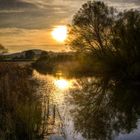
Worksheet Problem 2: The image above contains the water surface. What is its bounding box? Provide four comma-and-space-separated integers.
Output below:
33, 70, 140, 140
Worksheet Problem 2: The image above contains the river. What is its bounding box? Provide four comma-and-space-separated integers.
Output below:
33, 70, 140, 140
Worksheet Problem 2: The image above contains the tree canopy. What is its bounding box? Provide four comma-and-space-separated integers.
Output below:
67, 1, 140, 80
68, 1, 140, 57
67, 1, 116, 53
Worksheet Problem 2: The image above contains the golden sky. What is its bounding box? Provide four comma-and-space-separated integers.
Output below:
0, 0, 140, 53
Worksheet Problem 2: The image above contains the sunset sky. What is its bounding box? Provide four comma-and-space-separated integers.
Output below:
0, 0, 140, 53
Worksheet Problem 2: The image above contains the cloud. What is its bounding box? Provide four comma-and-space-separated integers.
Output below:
0, 0, 140, 52
0, 28, 67, 52
0, 0, 37, 9
108, 0, 140, 5
0, 0, 77, 29
102, 0, 140, 10
1, 0, 139, 29
0, 0, 140, 29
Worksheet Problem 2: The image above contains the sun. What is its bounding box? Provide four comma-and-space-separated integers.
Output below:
51, 25, 67, 42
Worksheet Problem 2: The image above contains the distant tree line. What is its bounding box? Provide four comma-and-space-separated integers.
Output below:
32, 52, 76, 75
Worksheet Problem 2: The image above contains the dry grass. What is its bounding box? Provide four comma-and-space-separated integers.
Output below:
0, 62, 43, 140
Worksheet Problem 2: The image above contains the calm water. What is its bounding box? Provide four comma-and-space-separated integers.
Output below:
33, 70, 140, 140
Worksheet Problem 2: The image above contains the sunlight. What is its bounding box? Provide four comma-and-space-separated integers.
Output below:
51, 25, 67, 42
54, 79, 70, 90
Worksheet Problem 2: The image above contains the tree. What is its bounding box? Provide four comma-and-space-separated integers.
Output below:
25, 50, 35, 59
67, 1, 140, 80
111, 10, 140, 63
0, 44, 8, 55
67, 1, 116, 55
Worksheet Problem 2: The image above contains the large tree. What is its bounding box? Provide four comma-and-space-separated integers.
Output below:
111, 10, 140, 63
67, 1, 116, 55
67, 1, 140, 79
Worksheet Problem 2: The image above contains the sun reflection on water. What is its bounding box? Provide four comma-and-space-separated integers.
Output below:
54, 79, 71, 90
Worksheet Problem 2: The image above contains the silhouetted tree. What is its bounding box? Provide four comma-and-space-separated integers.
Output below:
25, 50, 35, 60
110, 10, 140, 79
0, 44, 8, 54
67, 1, 140, 80
67, 1, 115, 55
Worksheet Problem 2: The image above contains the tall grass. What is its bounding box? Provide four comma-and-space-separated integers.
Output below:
0, 63, 43, 140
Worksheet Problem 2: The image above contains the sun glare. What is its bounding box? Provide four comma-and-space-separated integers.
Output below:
54, 79, 70, 90
51, 26, 67, 42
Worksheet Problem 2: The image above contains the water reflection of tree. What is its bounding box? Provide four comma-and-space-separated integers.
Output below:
69, 78, 140, 140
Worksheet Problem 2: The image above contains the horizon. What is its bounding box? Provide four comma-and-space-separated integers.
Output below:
5, 48, 74, 55
0, 0, 140, 53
